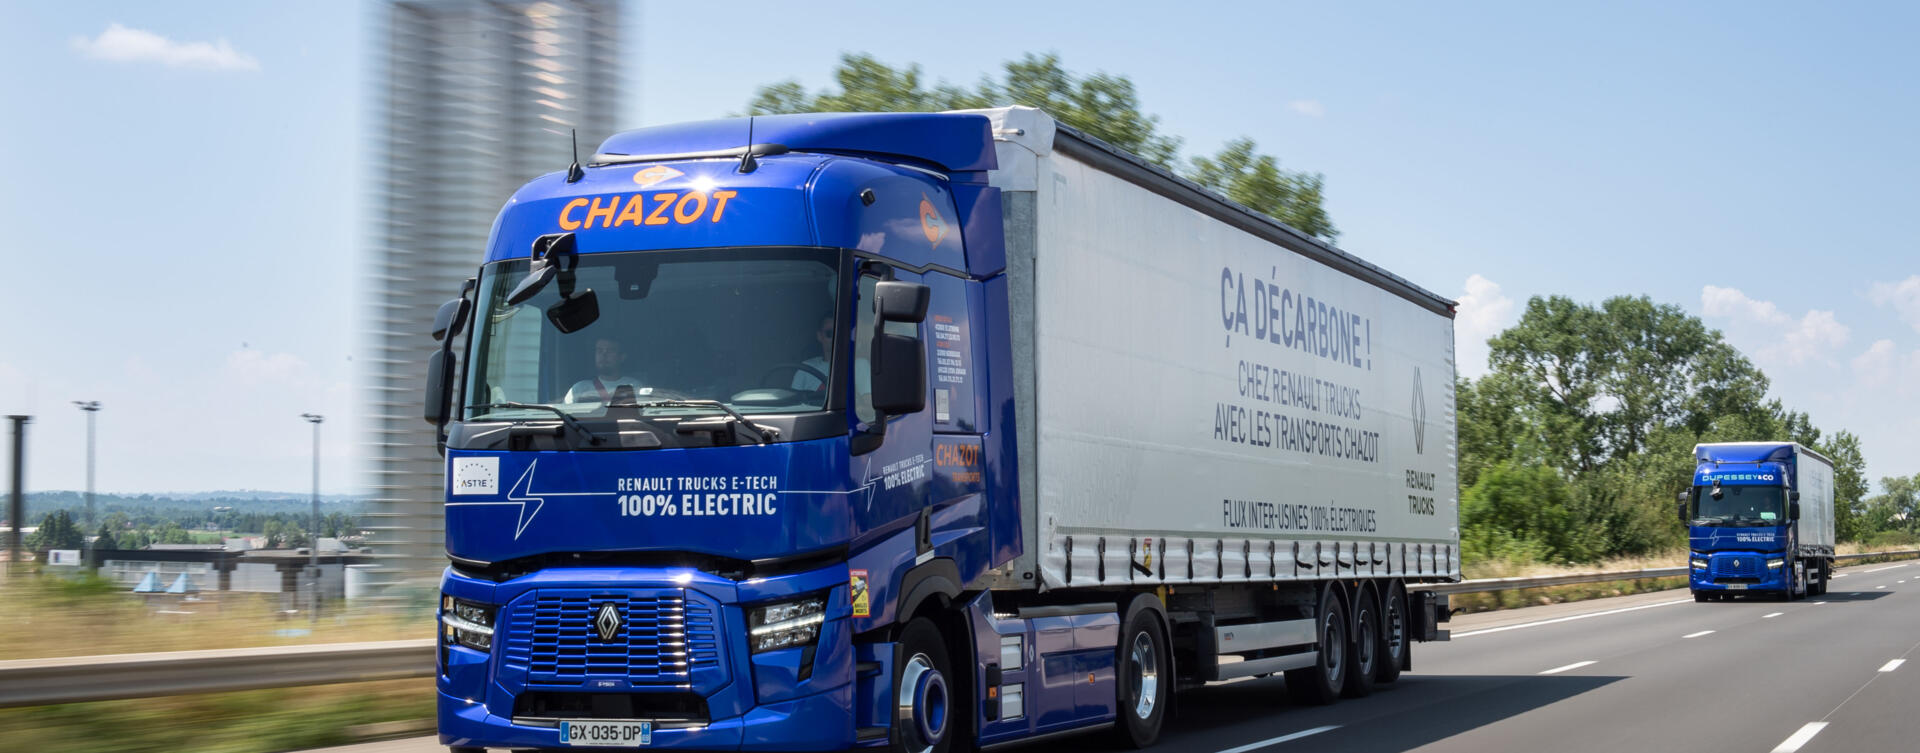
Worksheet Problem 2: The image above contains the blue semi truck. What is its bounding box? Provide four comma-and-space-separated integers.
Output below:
423, 107, 1460, 751
1682, 442, 1836, 602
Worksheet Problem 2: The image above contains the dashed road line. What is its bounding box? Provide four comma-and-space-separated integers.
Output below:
1863, 564, 1907, 573
1769, 722, 1828, 753
1763, 612, 1784, 618
1682, 630, 1715, 638
1213, 725, 1340, 753
1539, 660, 1596, 675
1452, 599, 1691, 638
1876, 585, 1887, 590
1880, 659, 1905, 673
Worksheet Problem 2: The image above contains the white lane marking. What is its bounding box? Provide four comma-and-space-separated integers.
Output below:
1763, 612, 1784, 618
1452, 599, 1691, 638
1864, 564, 1907, 573
1683, 630, 1715, 638
1770, 722, 1828, 753
1213, 725, 1341, 753
1881, 659, 1905, 673
1833, 574, 1848, 578
1539, 660, 1597, 675
1877, 585, 1887, 590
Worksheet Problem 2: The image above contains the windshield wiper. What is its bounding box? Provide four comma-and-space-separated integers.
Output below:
466, 402, 605, 448
614, 399, 778, 444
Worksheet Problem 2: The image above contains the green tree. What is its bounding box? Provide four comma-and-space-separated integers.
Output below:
1460, 461, 1590, 565
1821, 431, 1870, 541
93, 525, 119, 551
1485, 295, 1770, 473
24, 510, 84, 552
155, 520, 191, 545
1187, 137, 1336, 240
742, 52, 1335, 240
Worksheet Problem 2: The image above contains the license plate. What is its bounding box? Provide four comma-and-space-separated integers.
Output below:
559, 720, 652, 747
1726, 583, 1748, 590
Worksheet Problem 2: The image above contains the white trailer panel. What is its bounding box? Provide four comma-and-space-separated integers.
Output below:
977, 107, 1460, 590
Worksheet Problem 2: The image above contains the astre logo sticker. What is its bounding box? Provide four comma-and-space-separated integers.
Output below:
632, 166, 683, 188
919, 194, 947, 246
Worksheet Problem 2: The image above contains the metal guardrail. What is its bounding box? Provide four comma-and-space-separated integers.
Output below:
3, 549, 1917, 708
0, 639, 433, 709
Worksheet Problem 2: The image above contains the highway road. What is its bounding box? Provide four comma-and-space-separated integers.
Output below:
310, 560, 1920, 753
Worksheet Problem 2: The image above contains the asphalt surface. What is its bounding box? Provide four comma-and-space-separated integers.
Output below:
310, 560, 1920, 753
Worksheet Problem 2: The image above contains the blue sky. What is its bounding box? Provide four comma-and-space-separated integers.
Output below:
2, 1, 1916, 494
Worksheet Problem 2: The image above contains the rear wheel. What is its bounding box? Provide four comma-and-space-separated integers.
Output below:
1110, 607, 1170, 748
1342, 585, 1380, 699
892, 619, 954, 753
1374, 583, 1408, 684
1285, 586, 1347, 705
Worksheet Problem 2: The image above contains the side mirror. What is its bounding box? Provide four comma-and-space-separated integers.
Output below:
1790, 490, 1801, 502
876, 280, 930, 323
432, 297, 471, 342
424, 349, 454, 428
1790, 501, 1802, 521
870, 281, 930, 416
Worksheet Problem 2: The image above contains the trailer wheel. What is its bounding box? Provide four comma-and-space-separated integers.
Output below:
1110, 608, 1169, 748
893, 618, 954, 753
1374, 583, 1408, 684
1285, 586, 1347, 705
1342, 584, 1379, 699
1811, 561, 1829, 595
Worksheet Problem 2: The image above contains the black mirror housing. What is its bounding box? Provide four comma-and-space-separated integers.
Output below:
1790, 501, 1802, 521
424, 349, 455, 428
871, 332, 925, 415
1790, 490, 1801, 502
876, 281, 930, 323
432, 297, 471, 342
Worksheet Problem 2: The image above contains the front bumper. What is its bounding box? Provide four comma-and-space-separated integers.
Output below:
436, 562, 858, 751
1690, 552, 1790, 592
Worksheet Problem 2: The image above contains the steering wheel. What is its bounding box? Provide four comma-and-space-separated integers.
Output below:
760, 362, 829, 391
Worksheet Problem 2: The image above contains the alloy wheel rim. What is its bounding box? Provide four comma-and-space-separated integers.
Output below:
1130, 631, 1159, 719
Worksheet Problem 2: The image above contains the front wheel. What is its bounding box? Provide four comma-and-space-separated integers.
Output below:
1110, 607, 1170, 748
892, 619, 954, 753
1285, 586, 1348, 705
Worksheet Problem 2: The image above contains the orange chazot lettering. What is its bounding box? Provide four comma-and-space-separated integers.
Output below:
557, 190, 740, 229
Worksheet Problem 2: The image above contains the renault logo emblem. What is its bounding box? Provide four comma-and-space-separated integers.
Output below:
594, 603, 623, 642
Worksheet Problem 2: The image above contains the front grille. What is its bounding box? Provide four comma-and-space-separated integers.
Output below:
1710, 556, 1765, 579
500, 589, 719, 683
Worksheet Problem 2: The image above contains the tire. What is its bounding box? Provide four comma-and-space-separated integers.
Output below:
892, 618, 955, 753
1342, 585, 1379, 699
1285, 586, 1347, 705
1374, 583, 1408, 684
1110, 607, 1170, 748
1693, 591, 1710, 603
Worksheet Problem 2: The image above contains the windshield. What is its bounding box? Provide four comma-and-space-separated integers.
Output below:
1691, 484, 1787, 526
462, 247, 842, 420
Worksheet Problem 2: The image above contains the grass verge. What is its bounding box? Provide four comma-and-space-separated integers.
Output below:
0, 679, 434, 753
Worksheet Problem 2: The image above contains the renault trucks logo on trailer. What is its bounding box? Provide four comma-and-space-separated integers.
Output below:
594, 603, 623, 642
1412, 368, 1428, 454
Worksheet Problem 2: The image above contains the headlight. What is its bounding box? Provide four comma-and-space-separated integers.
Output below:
1690, 558, 1708, 570
1767, 559, 1785, 570
441, 595, 496, 652
748, 594, 827, 654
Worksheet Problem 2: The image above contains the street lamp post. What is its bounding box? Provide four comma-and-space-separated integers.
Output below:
300, 413, 323, 623
73, 401, 100, 568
